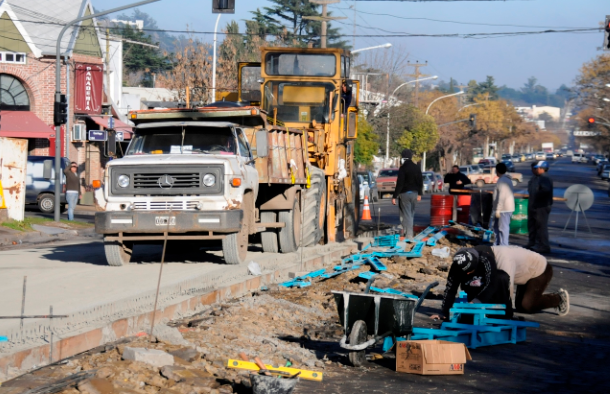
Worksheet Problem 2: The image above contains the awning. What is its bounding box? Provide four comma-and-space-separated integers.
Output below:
89, 116, 134, 134
0, 111, 55, 139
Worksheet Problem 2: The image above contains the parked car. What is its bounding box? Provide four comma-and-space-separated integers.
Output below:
597, 160, 609, 175
458, 165, 476, 175
468, 167, 523, 188
376, 168, 399, 198
545, 153, 555, 161
535, 152, 546, 160
502, 154, 513, 162
477, 159, 494, 169
525, 153, 534, 160
357, 170, 379, 202
593, 154, 606, 165
572, 153, 587, 163
566, 150, 574, 156
501, 160, 515, 172
471, 164, 484, 174
25, 156, 69, 213
511, 154, 522, 163
599, 163, 610, 179
602, 167, 610, 181
519, 153, 527, 161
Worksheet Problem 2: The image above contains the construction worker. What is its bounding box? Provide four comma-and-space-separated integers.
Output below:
392, 149, 423, 239
444, 165, 471, 195
431, 247, 513, 321
491, 162, 515, 245
493, 245, 569, 315
527, 161, 553, 254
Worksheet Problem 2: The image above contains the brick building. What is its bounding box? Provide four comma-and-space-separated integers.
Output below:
0, 0, 131, 203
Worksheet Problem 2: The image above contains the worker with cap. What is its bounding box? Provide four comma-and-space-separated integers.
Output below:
392, 149, 423, 239
527, 160, 553, 254
430, 246, 513, 321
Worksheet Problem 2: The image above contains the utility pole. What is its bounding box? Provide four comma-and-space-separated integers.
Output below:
305, 0, 346, 48
351, 2, 356, 49
405, 61, 429, 107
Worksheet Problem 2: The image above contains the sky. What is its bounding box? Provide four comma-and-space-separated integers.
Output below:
94, 0, 609, 91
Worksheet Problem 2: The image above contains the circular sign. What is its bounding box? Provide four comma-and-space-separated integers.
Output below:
564, 184, 594, 212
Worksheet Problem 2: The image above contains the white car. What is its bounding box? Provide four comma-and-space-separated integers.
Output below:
535, 152, 546, 160
572, 153, 587, 163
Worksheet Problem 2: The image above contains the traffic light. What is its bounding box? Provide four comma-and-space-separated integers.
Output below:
212, 0, 235, 14
469, 113, 477, 129
53, 93, 68, 126
587, 117, 596, 128
602, 15, 610, 51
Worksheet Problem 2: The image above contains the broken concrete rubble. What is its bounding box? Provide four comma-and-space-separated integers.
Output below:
122, 347, 175, 368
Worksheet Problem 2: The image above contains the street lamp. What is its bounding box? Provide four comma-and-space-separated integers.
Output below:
421, 90, 465, 171
211, 13, 222, 103
385, 75, 438, 165
351, 43, 392, 54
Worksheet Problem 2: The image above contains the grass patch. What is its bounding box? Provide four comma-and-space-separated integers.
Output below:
1, 217, 93, 232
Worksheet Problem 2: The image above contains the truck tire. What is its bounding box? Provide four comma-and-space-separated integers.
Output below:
223, 193, 252, 264
278, 196, 301, 253
302, 167, 326, 247
260, 211, 279, 253
103, 238, 133, 266
38, 193, 55, 213
476, 180, 485, 188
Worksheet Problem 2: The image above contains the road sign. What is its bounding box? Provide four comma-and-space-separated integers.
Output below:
89, 130, 107, 142
108, 117, 114, 130
116, 131, 124, 142
573, 131, 601, 137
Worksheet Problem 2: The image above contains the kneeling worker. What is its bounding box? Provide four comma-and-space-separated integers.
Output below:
431, 246, 569, 320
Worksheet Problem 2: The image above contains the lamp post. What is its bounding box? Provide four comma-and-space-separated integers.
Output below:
384, 76, 438, 166
211, 13, 222, 103
421, 90, 465, 171
53, 0, 160, 222
351, 43, 392, 54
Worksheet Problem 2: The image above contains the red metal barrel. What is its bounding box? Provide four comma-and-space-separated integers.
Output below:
456, 195, 471, 224
430, 195, 453, 226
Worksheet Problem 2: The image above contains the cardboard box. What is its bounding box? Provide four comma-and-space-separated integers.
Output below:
396, 340, 472, 375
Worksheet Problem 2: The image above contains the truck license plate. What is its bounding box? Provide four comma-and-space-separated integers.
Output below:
155, 216, 176, 226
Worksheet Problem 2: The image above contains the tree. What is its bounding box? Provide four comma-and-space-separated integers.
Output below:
466, 76, 499, 102
397, 112, 439, 161
354, 114, 379, 166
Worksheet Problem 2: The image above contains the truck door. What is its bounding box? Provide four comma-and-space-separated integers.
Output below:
238, 63, 262, 105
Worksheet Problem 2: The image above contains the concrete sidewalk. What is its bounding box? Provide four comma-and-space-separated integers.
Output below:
0, 224, 96, 248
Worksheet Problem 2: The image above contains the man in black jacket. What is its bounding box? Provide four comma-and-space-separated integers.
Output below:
444, 165, 472, 194
431, 247, 513, 321
392, 149, 423, 239
527, 161, 553, 254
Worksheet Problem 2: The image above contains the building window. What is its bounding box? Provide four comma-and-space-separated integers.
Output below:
0, 74, 30, 111
0, 52, 27, 64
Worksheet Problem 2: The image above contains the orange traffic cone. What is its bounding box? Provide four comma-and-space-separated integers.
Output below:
362, 194, 372, 221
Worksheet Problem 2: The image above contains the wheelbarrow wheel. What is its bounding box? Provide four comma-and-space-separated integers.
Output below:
348, 320, 368, 367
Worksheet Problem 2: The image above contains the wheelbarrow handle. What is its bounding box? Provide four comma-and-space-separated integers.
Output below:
414, 281, 439, 312
364, 275, 379, 294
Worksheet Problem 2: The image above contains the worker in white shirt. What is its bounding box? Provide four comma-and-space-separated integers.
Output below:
491, 162, 514, 246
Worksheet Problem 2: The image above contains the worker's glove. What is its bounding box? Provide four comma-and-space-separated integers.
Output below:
495, 211, 501, 219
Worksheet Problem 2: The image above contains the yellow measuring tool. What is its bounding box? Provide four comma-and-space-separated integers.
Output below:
226, 359, 323, 382
0, 180, 6, 209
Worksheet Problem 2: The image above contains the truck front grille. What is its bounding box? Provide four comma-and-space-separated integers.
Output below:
133, 200, 199, 210
133, 173, 200, 189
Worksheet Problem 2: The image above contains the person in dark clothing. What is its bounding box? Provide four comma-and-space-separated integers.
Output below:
341, 81, 353, 117
63, 162, 81, 221
527, 161, 553, 254
392, 149, 423, 239
430, 246, 513, 320
444, 165, 472, 194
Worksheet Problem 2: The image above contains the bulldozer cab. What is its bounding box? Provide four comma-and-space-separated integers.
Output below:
238, 62, 262, 105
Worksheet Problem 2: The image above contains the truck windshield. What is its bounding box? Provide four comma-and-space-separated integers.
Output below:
126, 126, 237, 155
263, 81, 337, 123
265, 53, 336, 76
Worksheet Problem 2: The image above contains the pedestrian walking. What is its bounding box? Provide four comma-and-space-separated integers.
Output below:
493, 245, 569, 315
392, 149, 423, 239
527, 161, 553, 254
491, 162, 515, 245
443, 165, 471, 194
63, 162, 80, 221
430, 247, 514, 320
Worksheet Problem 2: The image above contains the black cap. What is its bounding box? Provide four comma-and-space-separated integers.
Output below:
401, 149, 413, 159
453, 248, 480, 272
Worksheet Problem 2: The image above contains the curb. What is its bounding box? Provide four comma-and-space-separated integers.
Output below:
0, 227, 97, 248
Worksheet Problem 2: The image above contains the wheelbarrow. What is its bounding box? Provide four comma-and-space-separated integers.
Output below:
332, 279, 439, 367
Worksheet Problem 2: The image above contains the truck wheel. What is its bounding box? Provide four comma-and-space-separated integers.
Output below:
223, 193, 252, 264
476, 180, 485, 188
38, 193, 55, 213
260, 211, 279, 253
278, 196, 301, 253
512, 179, 518, 187
302, 167, 326, 247
103, 237, 133, 266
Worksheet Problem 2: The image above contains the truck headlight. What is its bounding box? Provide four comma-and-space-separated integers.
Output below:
203, 173, 216, 187
118, 175, 130, 188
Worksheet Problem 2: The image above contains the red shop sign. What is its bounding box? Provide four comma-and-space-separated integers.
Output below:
74, 63, 103, 114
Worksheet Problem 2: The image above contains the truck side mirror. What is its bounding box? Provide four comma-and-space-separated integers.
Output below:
43, 160, 53, 180
255, 130, 269, 158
